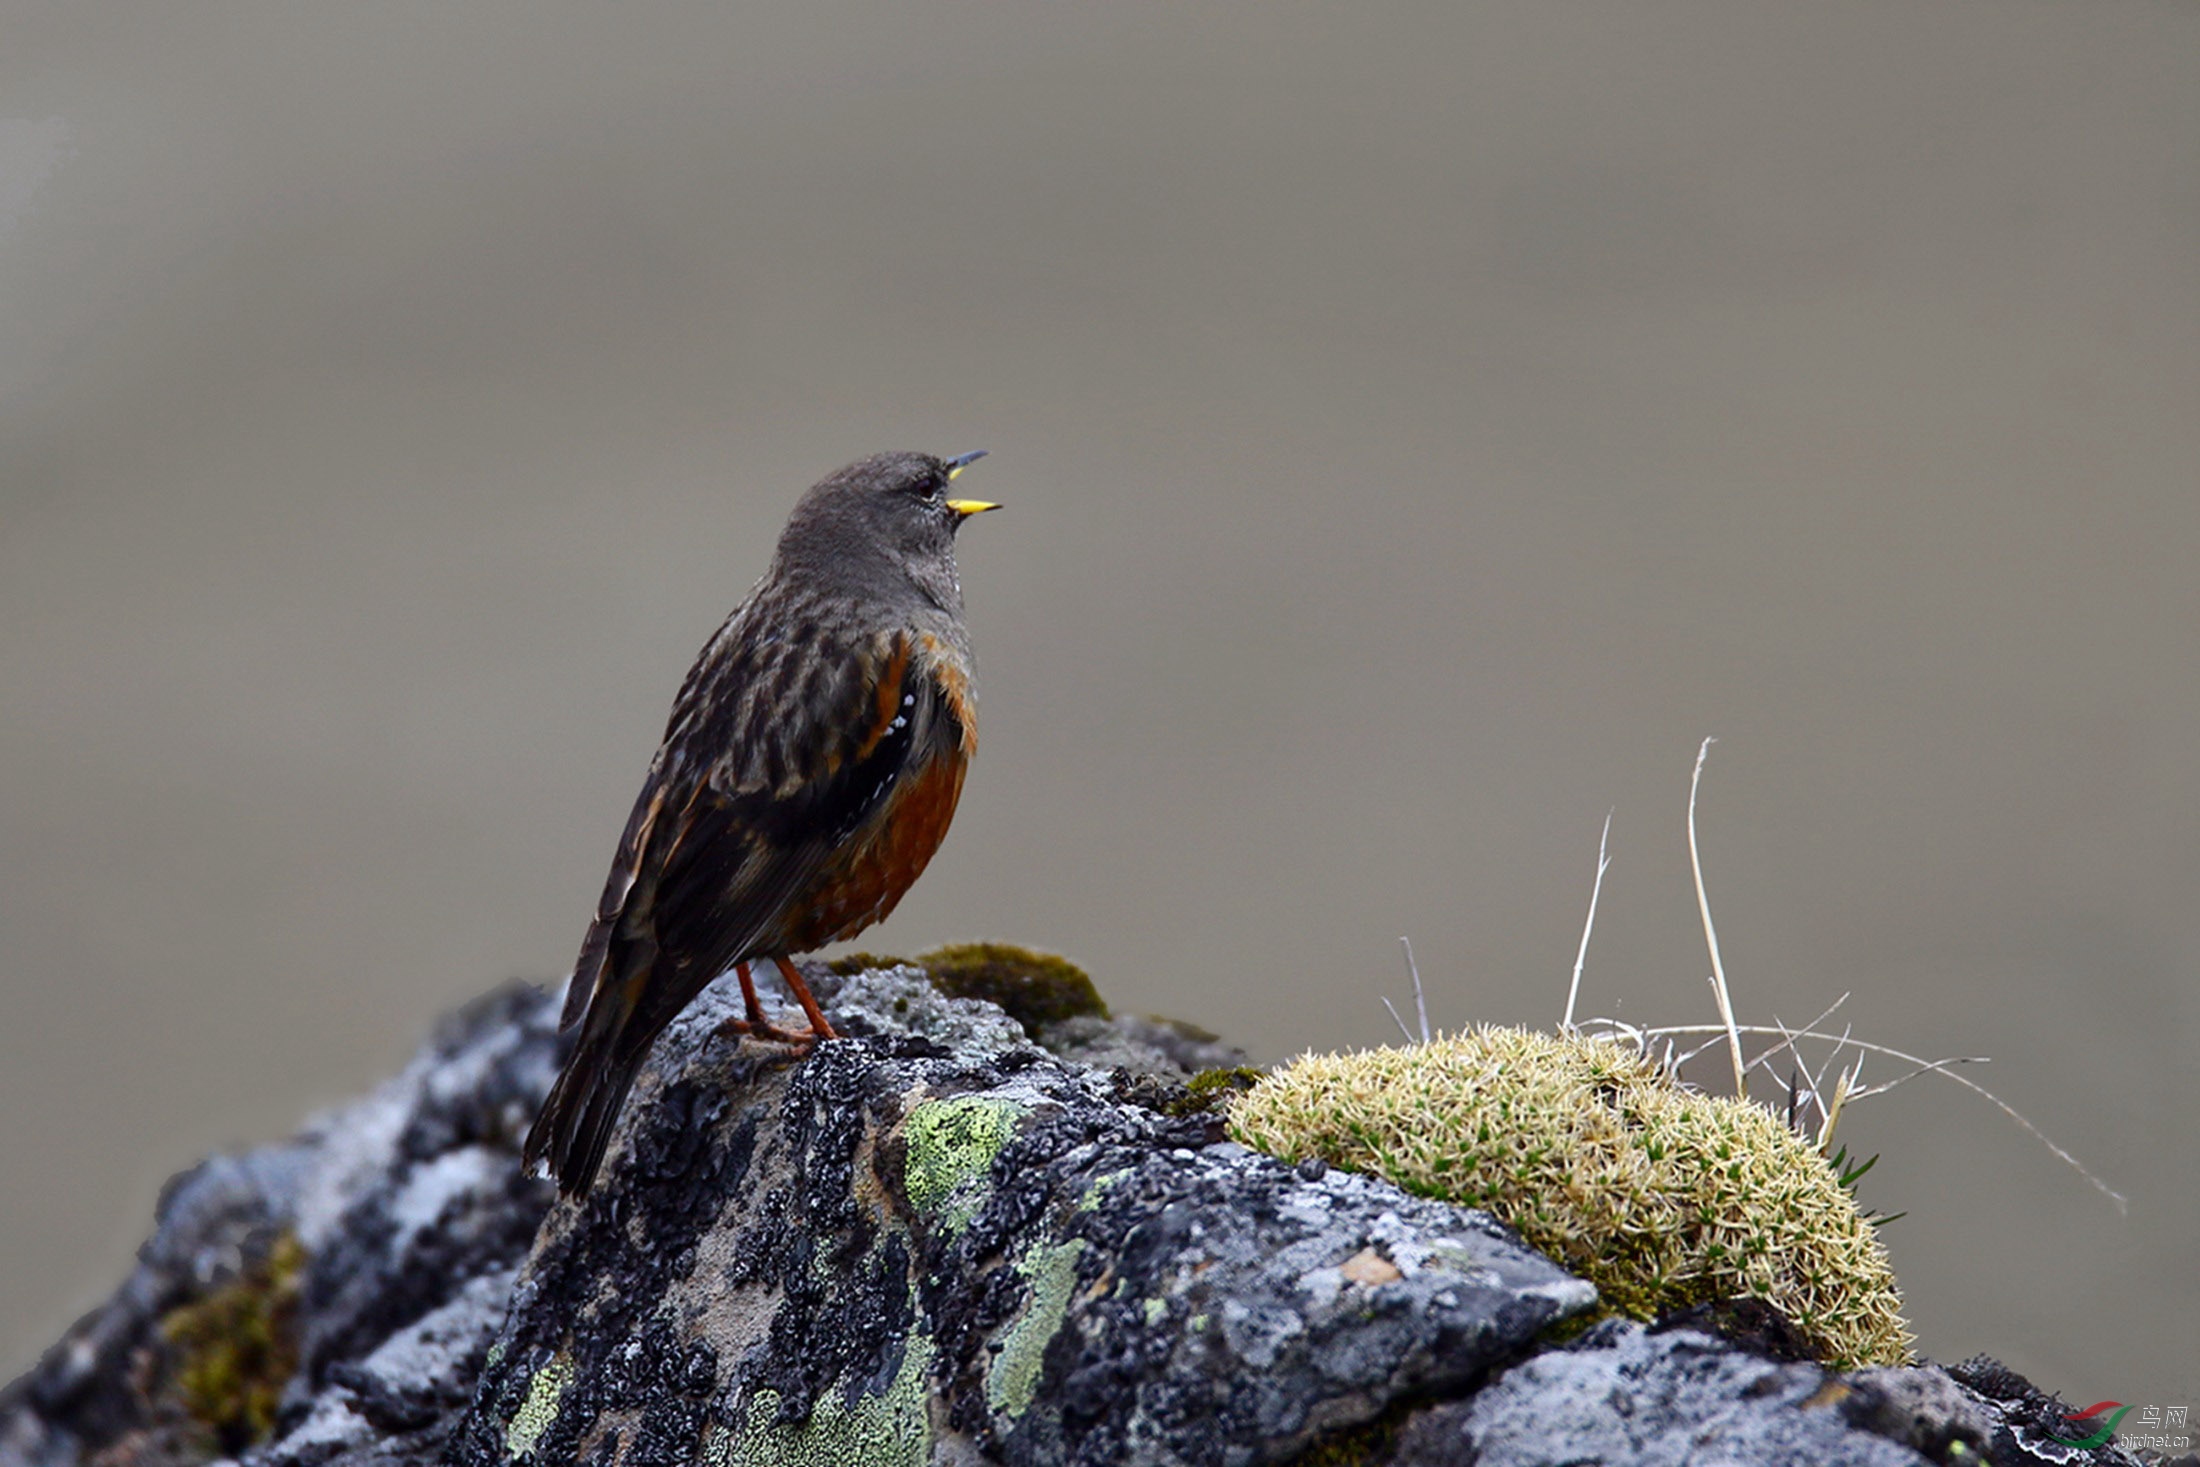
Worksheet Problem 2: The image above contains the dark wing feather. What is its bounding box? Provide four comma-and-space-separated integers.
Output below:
561, 779, 668, 1030
527, 623, 949, 1192
646, 633, 946, 986
571, 628, 942, 1047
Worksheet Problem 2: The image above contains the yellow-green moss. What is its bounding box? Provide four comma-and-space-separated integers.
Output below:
1287, 1395, 1421, 1467
902, 1095, 1023, 1231
158, 1231, 306, 1451
1226, 1027, 1911, 1368
915, 942, 1107, 1035
827, 951, 909, 977
1166, 1065, 1265, 1118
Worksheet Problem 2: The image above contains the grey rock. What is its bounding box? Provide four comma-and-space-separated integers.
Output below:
1395, 1322, 1932, 1466
0, 966, 2155, 1467
261, 1269, 516, 1467
805, 963, 1032, 1054
1389, 1322, 2147, 1467
803, 963, 1251, 1080
445, 972, 1594, 1467
0, 982, 561, 1467
1839, 1363, 2000, 1461
1942, 1355, 2159, 1467
1036, 1012, 1249, 1078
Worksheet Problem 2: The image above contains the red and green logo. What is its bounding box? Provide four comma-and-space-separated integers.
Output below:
2050, 1401, 2134, 1448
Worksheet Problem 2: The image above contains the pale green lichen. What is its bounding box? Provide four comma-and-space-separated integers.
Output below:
986, 1238, 1087, 1419
1227, 1026, 1913, 1368
1078, 1168, 1131, 1212
1142, 1296, 1167, 1326
902, 1095, 1022, 1232
712, 1332, 934, 1467
504, 1352, 575, 1459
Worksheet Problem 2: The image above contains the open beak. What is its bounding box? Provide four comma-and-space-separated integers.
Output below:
944, 450, 997, 517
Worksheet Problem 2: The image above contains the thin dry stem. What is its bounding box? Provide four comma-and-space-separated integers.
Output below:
1403, 937, 1431, 1044
1687, 738, 1748, 1097
1767, 1011, 1831, 1136
1816, 1065, 1853, 1153
1579, 1018, 2125, 1210
1746, 995, 1852, 1081
1670, 1032, 1731, 1071
1562, 810, 1614, 1033
1848, 1053, 1986, 1103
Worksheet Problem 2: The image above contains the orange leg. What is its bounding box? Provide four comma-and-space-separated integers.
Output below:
772, 955, 840, 1041
716, 961, 792, 1042
734, 962, 773, 1031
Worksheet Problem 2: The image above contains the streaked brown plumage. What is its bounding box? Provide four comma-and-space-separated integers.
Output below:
524, 451, 997, 1194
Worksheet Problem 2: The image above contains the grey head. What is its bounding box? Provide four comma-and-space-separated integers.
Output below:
771, 451, 997, 615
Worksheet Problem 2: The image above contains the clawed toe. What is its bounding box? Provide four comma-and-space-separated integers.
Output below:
718, 959, 840, 1049
713, 1014, 832, 1048
768, 1019, 835, 1049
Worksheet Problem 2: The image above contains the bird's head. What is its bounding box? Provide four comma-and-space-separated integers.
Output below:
777, 450, 999, 611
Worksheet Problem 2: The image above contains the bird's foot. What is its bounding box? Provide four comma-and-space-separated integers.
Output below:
713, 1014, 832, 1048
716, 959, 838, 1048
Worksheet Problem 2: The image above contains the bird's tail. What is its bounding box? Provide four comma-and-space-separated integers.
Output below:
524, 976, 649, 1195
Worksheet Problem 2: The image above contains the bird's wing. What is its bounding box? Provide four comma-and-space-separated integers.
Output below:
563, 768, 670, 1030
583, 628, 954, 1039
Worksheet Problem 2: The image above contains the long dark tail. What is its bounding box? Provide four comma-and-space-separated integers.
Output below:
524, 979, 650, 1195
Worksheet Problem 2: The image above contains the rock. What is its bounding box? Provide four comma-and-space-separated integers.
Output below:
443, 991, 1592, 1467
1390, 1324, 2153, 1467
261, 1269, 517, 1467
1942, 1355, 2171, 1467
0, 967, 2155, 1467
0, 982, 561, 1467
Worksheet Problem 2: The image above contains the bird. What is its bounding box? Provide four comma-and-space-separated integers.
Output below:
523, 450, 998, 1195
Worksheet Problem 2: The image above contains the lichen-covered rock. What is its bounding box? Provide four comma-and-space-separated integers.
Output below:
1395, 1320, 1928, 1465
0, 967, 2154, 1467
444, 975, 1597, 1467
0, 982, 562, 1467
1387, 1321, 2148, 1467
809, 953, 1249, 1079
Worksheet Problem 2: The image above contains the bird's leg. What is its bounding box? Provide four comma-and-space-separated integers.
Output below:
772, 955, 841, 1042
716, 961, 796, 1042
736, 961, 774, 1031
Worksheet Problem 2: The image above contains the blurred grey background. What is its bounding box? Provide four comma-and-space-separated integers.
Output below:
3, 0, 2194, 1414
